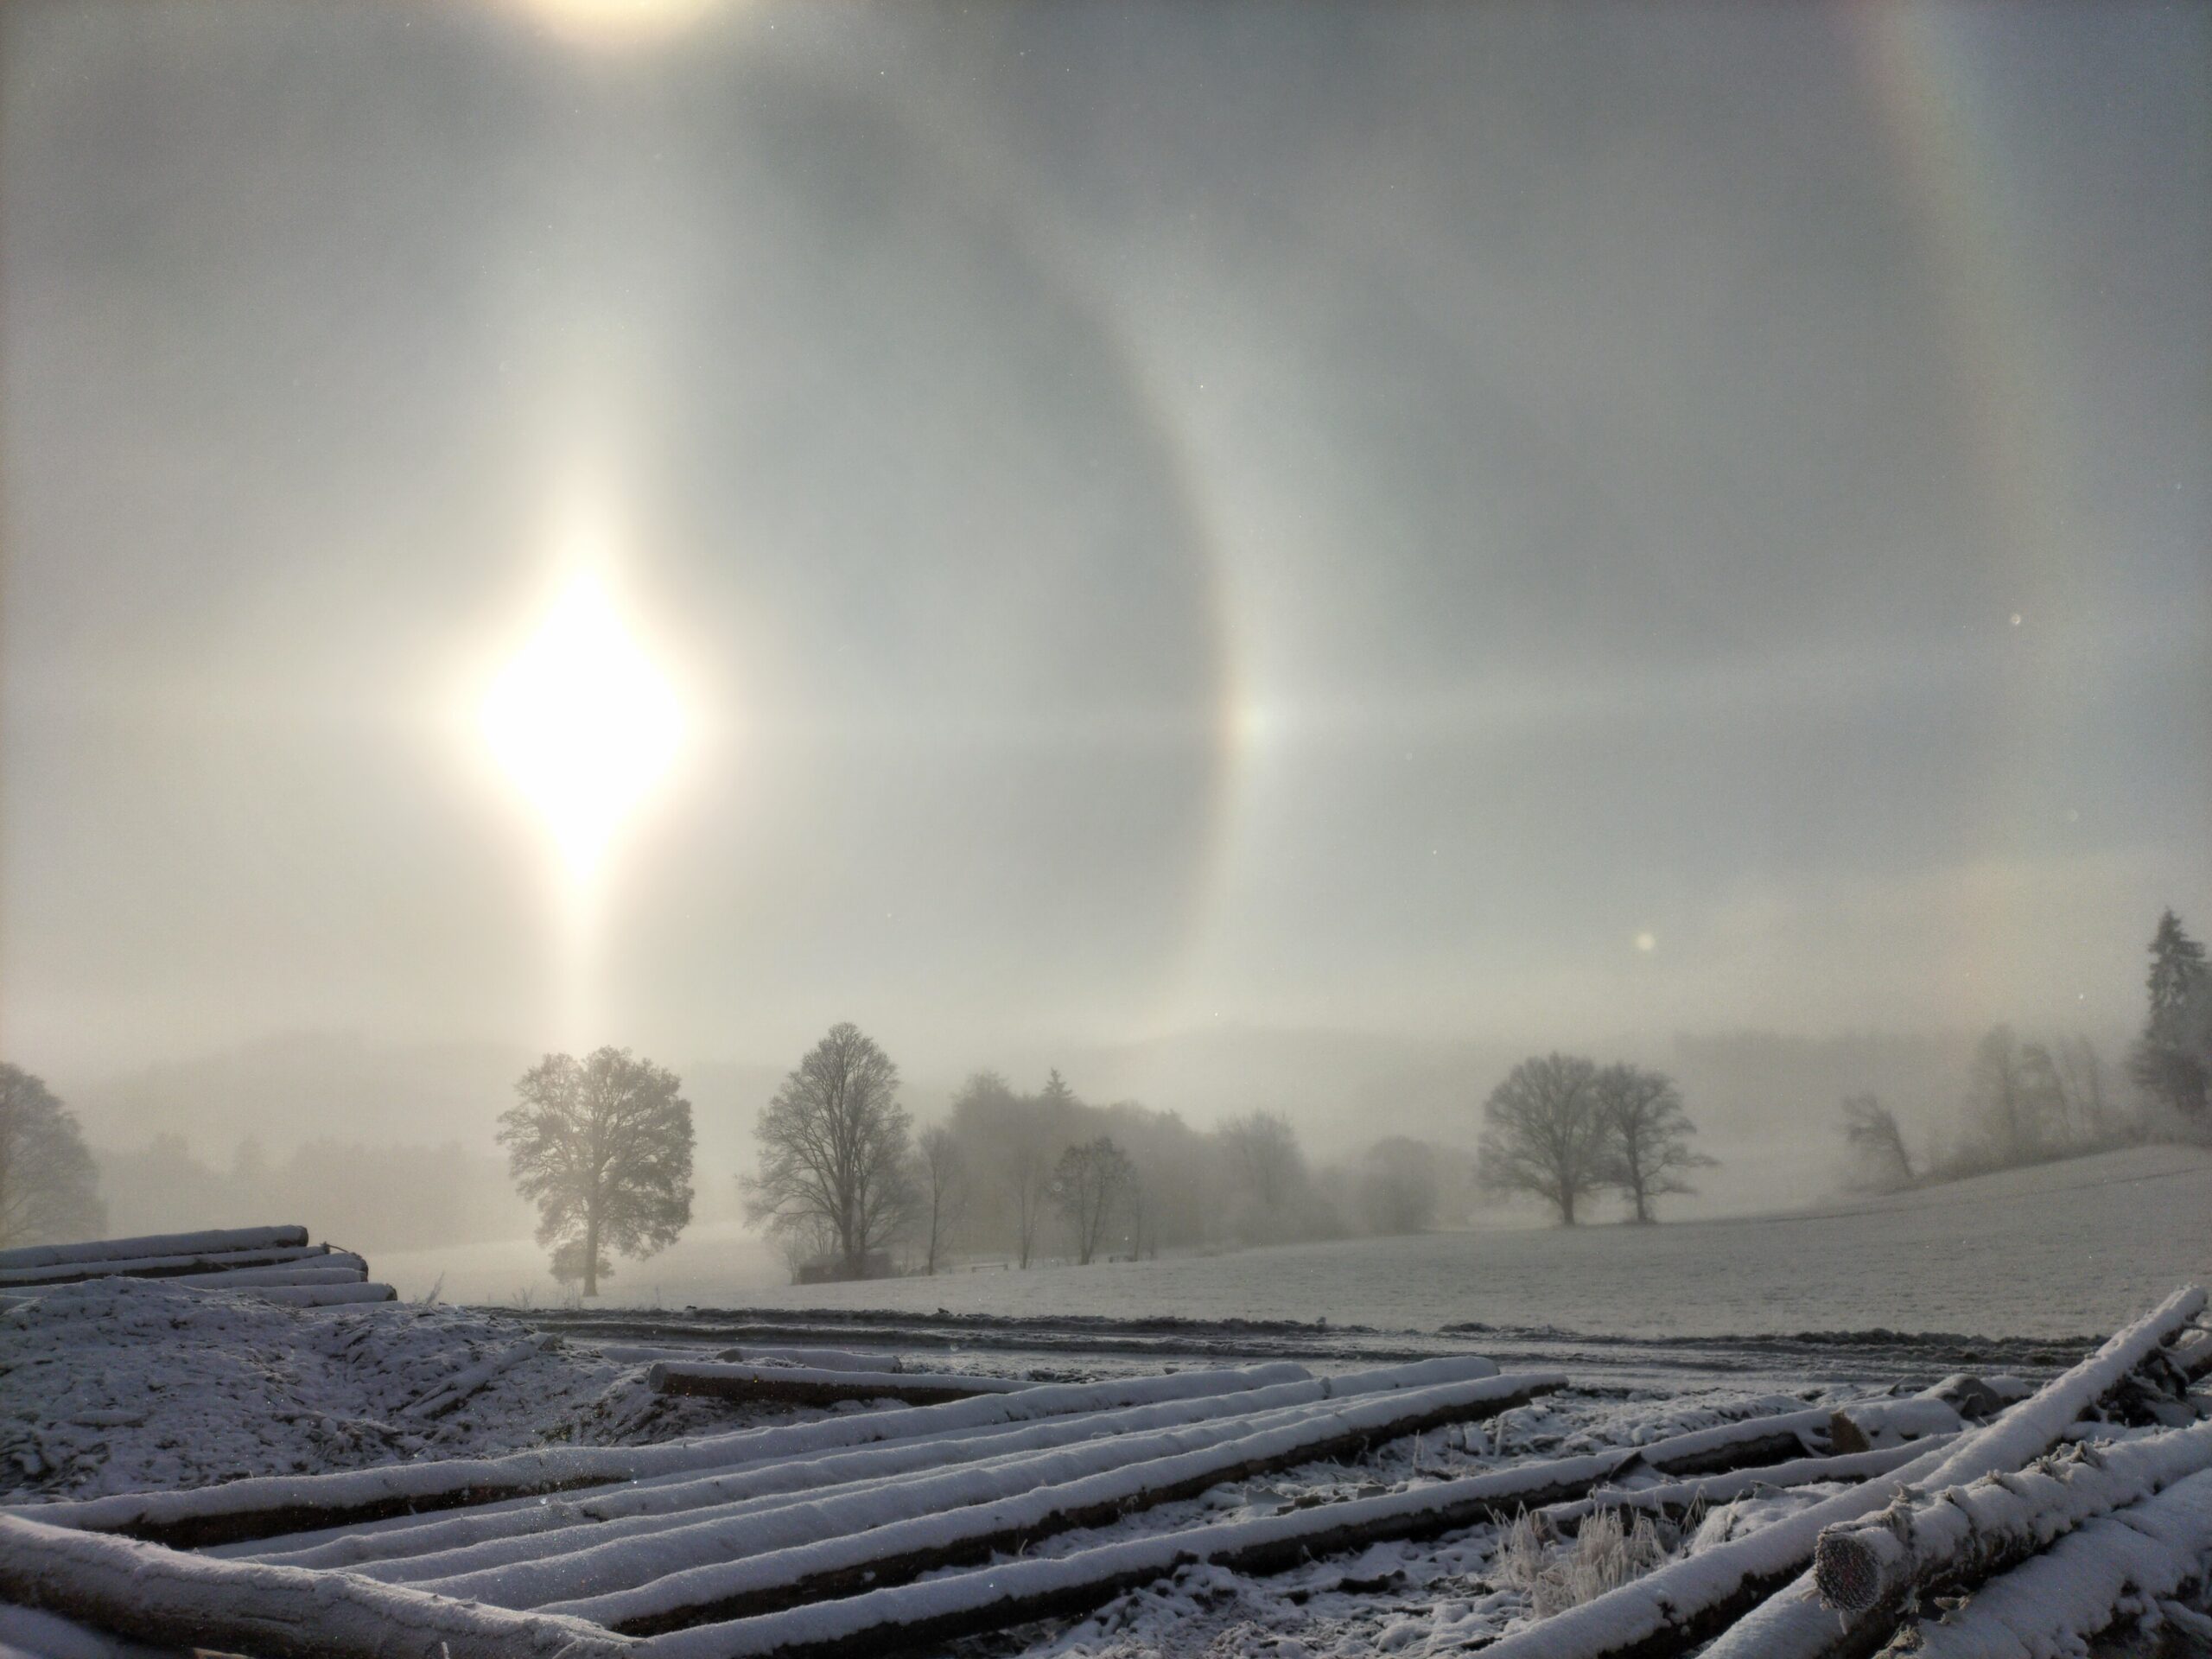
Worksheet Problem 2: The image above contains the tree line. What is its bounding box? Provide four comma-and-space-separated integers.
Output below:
741, 1023, 1463, 1282
1835, 908, 2211, 1192
4, 907, 2202, 1280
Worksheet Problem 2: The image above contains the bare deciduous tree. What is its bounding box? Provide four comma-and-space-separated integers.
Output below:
0, 1065, 105, 1249
1476, 1054, 1610, 1225
916, 1125, 967, 1275
745, 1022, 914, 1280
1050, 1135, 1135, 1265
1967, 1024, 2045, 1165
1594, 1065, 1713, 1223
1838, 1094, 1915, 1190
499, 1047, 694, 1297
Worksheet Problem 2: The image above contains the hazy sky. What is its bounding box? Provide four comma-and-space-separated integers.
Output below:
3, 0, 2206, 1087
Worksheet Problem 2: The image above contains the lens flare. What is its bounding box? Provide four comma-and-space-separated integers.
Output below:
481, 572, 683, 879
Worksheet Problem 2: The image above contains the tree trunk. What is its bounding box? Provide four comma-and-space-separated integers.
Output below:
582, 1211, 599, 1299
1560, 1191, 1577, 1225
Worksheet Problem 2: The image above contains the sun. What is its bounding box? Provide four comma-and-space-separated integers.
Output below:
481, 572, 683, 879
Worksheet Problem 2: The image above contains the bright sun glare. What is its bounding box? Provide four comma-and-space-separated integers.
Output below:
480, 572, 683, 879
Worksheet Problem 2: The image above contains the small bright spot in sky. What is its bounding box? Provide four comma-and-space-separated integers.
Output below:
480, 572, 683, 880
1635, 931, 1657, 954
2010, 613, 2024, 627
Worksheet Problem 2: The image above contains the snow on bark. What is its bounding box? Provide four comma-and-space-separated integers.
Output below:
1811, 1419, 2212, 1620
394, 1385, 1512, 1607
1484, 1283, 2206, 1659
713, 1347, 906, 1374
0, 1228, 308, 1274
0, 1246, 333, 1288
628, 1442, 1718, 1659
1896, 1463, 2212, 1659
219, 1283, 396, 1307
647, 1360, 1034, 1404
545, 1372, 1567, 1633
1540, 1439, 1950, 1535
16, 1362, 1313, 1548
0, 1514, 635, 1659
238, 1357, 1505, 1573
162, 1260, 368, 1287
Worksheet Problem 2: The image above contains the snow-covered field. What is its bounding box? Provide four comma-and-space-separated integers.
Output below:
383, 1146, 2212, 1343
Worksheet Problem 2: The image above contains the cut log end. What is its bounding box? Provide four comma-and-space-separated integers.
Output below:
1811, 1529, 1885, 1613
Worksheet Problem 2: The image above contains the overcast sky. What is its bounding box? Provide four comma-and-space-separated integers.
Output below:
3, 0, 2206, 1088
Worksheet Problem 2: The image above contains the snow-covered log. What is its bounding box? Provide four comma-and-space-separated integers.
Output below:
714, 1347, 906, 1375
0, 1228, 308, 1274
2171, 1327, 2212, 1384
1809, 1420, 2212, 1619
1484, 1283, 2208, 1659
548, 1372, 1567, 1632
391, 1380, 1540, 1607
647, 1361, 1033, 1405
225, 1282, 396, 1307
1892, 1464, 2212, 1659
241, 1357, 1504, 1572
16, 1363, 1313, 1548
630, 1445, 1752, 1659
1827, 1394, 1966, 1455
0, 1515, 633, 1659
163, 1263, 367, 1289
0, 1245, 332, 1288
1541, 1439, 1951, 1535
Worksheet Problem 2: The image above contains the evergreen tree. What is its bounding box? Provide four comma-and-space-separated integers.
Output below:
2128, 910, 2209, 1121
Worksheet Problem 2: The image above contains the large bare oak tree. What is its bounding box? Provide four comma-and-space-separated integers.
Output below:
499, 1046, 694, 1297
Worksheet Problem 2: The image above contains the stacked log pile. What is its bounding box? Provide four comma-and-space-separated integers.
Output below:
0, 1289, 2202, 1658
0, 1226, 393, 1306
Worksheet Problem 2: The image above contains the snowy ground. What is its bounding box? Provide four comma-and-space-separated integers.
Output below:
0, 1278, 755, 1502
3, 1267, 2206, 1657
379, 1145, 2212, 1344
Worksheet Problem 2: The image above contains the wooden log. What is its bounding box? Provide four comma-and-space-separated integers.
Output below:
1826, 1392, 1964, 1455
242, 1358, 1507, 1573
163, 1262, 368, 1288
552, 1373, 1568, 1633
1809, 1419, 2212, 1622
1539, 1439, 1951, 1536
376, 1367, 1528, 1596
226, 1283, 397, 1307
1480, 1283, 2208, 1659
714, 1347, 905, 1375
0, 1245, 332, 1288
648, 1362, 1031, 1406
630, 1442, 1764, 1659
1891, 1464, 2212, 1659
0, 1514, 634, 1659
397, 1386, 1488, 1605
13, 1363, 1313, 1549
0, 1227, 308, 1274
